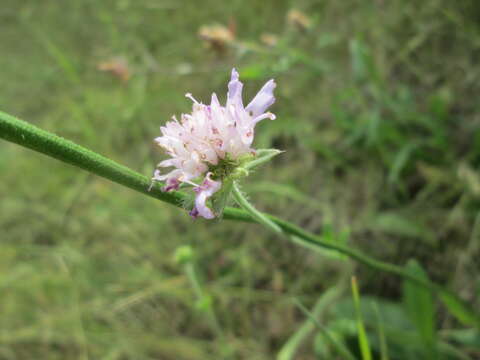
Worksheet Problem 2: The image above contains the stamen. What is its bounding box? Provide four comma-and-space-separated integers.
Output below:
185, 93, 199, 104
182, 179, 200, 187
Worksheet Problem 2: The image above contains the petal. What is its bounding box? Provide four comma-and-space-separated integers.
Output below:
189, 207, 200, 219
245, 79, 276, 117
227, 68, 244, 108
191, 173, 222, 219
158, 159, 176, 168
192, 191, 215, 219
162, 177, 180, 192
152, 169, 170, 181
252, 111, 276, 125
211, 92, 221, 107
152, 169, 183, 192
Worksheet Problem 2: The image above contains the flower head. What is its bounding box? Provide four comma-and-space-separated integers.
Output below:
287, 9, 312, 31
198, 23, 236, 55
152, 68, 276, 219
97, 57, 131, 83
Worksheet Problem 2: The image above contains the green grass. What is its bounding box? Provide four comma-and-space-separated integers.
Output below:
1, 0, 480, 358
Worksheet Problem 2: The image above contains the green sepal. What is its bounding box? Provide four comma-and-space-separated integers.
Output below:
180, 191, 195, 212
211, 178, 234, 217
243, 148, 284, 170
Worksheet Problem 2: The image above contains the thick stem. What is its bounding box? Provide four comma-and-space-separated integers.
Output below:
0, 110, 478, 327
0, 110, 187, 208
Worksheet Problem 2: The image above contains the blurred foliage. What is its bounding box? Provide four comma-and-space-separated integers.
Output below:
1, 0, 480, 358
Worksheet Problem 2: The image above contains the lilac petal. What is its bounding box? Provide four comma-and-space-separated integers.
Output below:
191, 173, 221, 219
252, 111, 276, 125
227, 68, 244, 108
189, 207, 200, 219
158, 159, 176, 168
162, 177, 180, 192
151, 168, 182, 192
211, 92, 221, 107
245, 79, 276, 118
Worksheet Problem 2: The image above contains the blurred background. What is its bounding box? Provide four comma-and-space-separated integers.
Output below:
1, 0, 480, 359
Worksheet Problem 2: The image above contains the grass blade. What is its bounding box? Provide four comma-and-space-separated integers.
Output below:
351, 276, 372, 360
403, 259, 437, 359
373, 302, 389, 360
277, 285, 344, 360
290, 298, 357, 360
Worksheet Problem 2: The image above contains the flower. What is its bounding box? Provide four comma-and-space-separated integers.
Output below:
97, 57, 131, 83
189, 173, 222, 219
260, 33, 279, 47
198, 23, 236, 55
152, 68, 276, 219
287, 9, 312, 31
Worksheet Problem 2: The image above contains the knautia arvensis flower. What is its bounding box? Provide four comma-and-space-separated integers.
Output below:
152, 68, 278, 219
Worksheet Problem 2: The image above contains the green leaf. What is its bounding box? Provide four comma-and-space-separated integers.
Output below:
240, 64, 270, 79
243, 149, 284, 170
349, 39, 378, 83
371, 212, 435, 243
277, 286, 343, 360
351, 277, 373, 360
284, 295, 356, 360
373, 302, 390, 360
403, 260, 437, 359
443, 328, 480, 349
440, 292, 480, 328
388, 143, 418, 185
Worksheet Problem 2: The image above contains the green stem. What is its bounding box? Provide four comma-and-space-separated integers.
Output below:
0, 110, 478, 327
232, 181, 282, 233
0, 110, 187, 209
184, 263, 222, 336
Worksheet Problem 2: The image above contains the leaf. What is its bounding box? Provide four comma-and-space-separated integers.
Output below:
247, 182, 322, 210
388, 143, 418, 185
403, 259, 437, 359
373, 302, 390, 360
443, 328, 480, 348
282, 293, 356, 360
351, 277, 373, 360
277, 286, 343, 360
349, 39, 378, 83
371, 212, 434, 243
440, 292, 480, 328
240, 64, 270, 79
243, 149, 284, 170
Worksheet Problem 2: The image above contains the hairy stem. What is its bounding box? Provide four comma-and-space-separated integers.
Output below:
0, 110, 478, 327
232, 181, 282, 233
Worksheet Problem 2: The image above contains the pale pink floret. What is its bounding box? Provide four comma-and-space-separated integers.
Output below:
153, 68, 276, 219
189, 173, 222, 219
